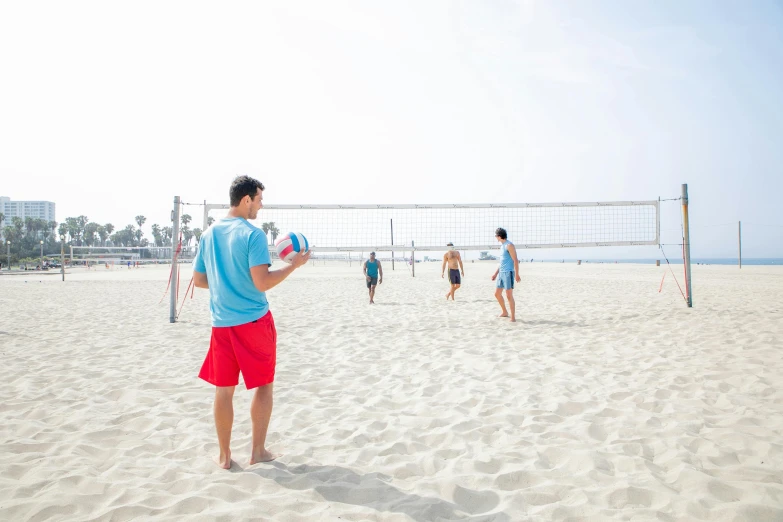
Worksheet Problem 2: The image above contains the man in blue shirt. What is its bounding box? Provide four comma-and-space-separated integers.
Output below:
362, 252, 383, 304
491, 227, 521, 322
193, 175, 310, 469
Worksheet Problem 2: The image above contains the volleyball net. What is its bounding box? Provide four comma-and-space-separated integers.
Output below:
165, 193, 683, 322
200, 201, 659, 252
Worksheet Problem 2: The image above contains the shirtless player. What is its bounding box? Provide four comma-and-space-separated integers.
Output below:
441, 242, 464, 300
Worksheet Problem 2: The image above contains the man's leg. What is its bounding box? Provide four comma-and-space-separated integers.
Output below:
214, 386, 235, 469
370, 285, 376, 304
250, 383, 277, 464
495, 287, 508, 317
452, 283, 460, 299
506, 289, 516, 322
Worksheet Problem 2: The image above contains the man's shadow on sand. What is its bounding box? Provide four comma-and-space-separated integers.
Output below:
518, 319, 586, 328
238, 461, 511, 522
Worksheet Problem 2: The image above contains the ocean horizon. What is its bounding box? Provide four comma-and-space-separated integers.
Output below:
527, 258, 782, 266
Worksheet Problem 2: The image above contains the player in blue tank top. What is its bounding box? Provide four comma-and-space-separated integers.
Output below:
491, 227, 521, 322
363, 251, 383, 304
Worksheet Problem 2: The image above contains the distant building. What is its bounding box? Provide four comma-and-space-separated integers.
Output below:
0, 197, 56, 222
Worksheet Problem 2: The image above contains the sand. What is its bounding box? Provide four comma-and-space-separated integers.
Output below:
1, 261, 782, 521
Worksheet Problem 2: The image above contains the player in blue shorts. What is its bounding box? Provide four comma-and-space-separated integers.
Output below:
491, 227, 521, 322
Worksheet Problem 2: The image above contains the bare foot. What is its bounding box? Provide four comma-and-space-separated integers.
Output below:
250, 449, 280, 464
498, 313, 509, 318
213, 453, 232, 470
510, 318, 516, 322
445, 292, 450, 299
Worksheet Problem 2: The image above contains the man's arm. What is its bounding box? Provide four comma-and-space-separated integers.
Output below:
193, 270, 209, 289
441, 254, 448, 278
363, 260, 369, 279
250, 251, 310, 292
458, 252, 464, 275
378, 261, 383, 283
508, 244, 521, 281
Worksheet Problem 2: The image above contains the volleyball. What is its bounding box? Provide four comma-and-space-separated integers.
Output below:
274, 232, 309, 263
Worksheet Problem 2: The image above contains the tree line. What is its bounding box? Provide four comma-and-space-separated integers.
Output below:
0, 212, 281, 265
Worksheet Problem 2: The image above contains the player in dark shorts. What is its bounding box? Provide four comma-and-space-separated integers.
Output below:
442, 243, 464, 300
363, 252, 383, 304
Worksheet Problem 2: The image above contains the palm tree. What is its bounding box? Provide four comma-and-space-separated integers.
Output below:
65, 217, 79, 244
25, 217, 35, 237
268, 222, 280, 245
84, 222, 99, 247
261, 222, 270, 244
58, 222, 68, 240
97, 225, 107, 246
76, 216, 89, 245
181, 214, 192, 227
104, 223, 115, 246
193, 228, 203, 244
124, 225, 136, 246
3, 226, 16, 245
47, 220, 57, 243
162, 226, 173, 245
151, 224, 162, 247
207, 216, 215, 228
135, 216, 146, 245
13, 216, 24, 235
34, 218, 45, 236
182, 226, 193, 246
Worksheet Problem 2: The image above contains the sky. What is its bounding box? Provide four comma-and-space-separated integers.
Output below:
1, 0, 781, 258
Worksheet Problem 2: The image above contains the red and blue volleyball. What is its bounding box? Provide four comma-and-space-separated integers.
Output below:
274, 232, 309, 263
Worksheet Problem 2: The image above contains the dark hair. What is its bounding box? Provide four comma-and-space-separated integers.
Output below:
495, 227, 507, 240
229, 176, 265, 207
446, 242, 454, 246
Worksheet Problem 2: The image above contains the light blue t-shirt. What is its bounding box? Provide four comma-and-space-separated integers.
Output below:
499, 240, 515, 272
193, 217, 272, 327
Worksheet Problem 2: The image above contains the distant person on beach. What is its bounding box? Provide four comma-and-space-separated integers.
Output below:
491, 227, 521, 322
363, 252, 382, 304
442, 242, 464, 300
193, 175, 310, 469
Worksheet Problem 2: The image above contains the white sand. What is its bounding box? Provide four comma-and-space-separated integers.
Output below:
1, 261, 782, 521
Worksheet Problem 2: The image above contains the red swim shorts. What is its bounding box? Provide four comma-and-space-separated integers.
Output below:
199, 311, 277, 389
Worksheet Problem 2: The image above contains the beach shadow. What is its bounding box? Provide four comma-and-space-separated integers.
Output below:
519, 319, 586, 328
246, 461, 510, 521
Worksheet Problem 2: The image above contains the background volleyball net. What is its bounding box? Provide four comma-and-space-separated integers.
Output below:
166, 196, 671, 322
201, 201, 659, 252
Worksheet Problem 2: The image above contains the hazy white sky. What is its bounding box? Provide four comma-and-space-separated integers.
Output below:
1, 1, 781, 257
